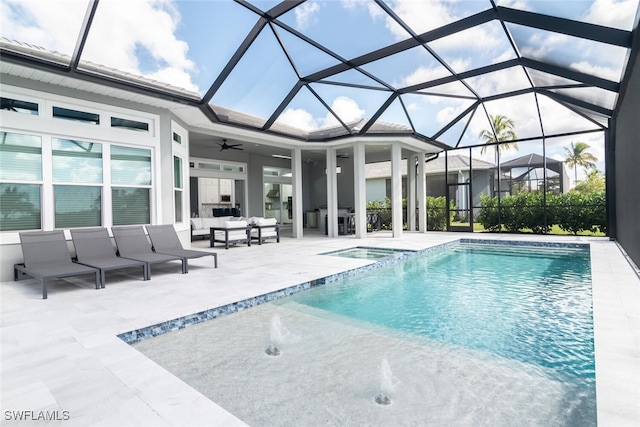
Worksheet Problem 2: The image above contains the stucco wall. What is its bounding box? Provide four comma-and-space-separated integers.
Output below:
613, 43, 640, 268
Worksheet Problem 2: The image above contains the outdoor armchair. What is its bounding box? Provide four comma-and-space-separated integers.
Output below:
146, 224, 218, 272
209, 220, 251, 249
70, 228, 147, 287
249, 217, 280, 245
111, 226, 185, 279
14, 230, 100, 299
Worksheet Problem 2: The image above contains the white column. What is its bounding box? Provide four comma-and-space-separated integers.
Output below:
326, 148, 339, 237
407, 154, 416, 232
353, 143, 367, 238
291, 147, 304, 239
391, 143, 403, 238
417, 151, 427, 233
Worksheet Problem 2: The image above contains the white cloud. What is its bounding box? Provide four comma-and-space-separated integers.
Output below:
383, 0, 455, 37
583, 0, 638, 29
276, 108, 319, 131
295, 1, 320, 30
274, 96, 366, 131
322, 96, 365, 128
570, 60, 622, 82
1, 0, 200, 93
0, 0, 86, 53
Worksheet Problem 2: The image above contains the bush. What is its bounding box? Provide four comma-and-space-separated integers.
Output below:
426, 196, 454, 231
554, 191, 606, 235
478, 191, 606, 235
477, 194, 500, 231
365, 196, 454, 231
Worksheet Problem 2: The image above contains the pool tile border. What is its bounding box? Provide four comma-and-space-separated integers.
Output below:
118, 238, 587, 345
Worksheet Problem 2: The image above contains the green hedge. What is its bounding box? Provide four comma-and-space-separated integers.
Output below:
365, 196, 455, 231
477, 191, 606, 235
426, 196, 455, 231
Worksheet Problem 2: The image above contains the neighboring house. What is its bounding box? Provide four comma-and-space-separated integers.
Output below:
499, 153, 570, 195
365, 154, 496, 213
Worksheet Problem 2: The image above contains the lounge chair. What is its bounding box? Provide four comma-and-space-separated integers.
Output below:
14, 230, 100, 299
146, 224, 218, 272
111, 226, 185, 278
70, 228, 148, 287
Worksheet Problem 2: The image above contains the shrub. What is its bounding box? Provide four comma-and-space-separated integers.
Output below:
426, 196, 453, 231
554, 191, 606, 235
471, 191, 607, 235
477, 194, 501, 231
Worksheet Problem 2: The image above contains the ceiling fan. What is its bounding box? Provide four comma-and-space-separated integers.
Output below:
217, 139, 243, 151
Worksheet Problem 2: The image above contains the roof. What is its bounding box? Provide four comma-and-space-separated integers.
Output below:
501, 153, 563, 168
1, 1, 638, 147
365, 154, 495, 178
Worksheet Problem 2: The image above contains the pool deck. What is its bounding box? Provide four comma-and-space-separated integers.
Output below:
1, 231, 639, 426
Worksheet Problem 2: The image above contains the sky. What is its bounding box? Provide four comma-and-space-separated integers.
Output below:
2, 0, 638, 182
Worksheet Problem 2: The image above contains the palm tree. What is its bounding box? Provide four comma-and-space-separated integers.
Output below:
564, 142, 598, 183
478, 114, 519, 163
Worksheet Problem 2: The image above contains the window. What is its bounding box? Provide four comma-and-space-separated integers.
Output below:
54, 185, 101, 228
174, 155, 183, 222
111, 145, 151, 225
1, 97, 38, 115
223, 164, 244, 173
173, 132, 182, 144
52, 139, 102, 183
52, 106, 100, 124
0, 132, 42, 231
0, 184, 41, 231
52, 138, 103, 228
198, 162, 220, 171
111, 117, 149, 132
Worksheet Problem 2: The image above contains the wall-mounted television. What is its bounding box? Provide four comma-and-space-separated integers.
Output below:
220, 195, 231, 203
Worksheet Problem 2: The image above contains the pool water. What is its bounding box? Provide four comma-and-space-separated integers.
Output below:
133, 241, 596, 426
297, 242, 594, 383
322, 246, 409, 260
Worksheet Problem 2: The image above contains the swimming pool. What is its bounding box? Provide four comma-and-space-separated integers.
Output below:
133, 240, 595, 426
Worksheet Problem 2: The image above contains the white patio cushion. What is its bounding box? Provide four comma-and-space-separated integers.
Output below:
251, 228, 277, 238
256, 217, 277, 226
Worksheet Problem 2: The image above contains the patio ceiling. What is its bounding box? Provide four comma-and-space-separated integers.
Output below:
1, 0, 639, 150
